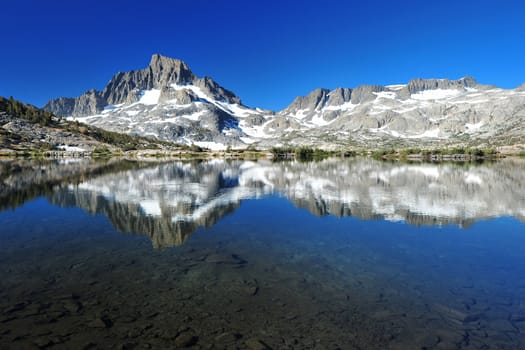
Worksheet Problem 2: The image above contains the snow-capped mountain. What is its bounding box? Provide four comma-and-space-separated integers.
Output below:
44, 54, 525, 149
271, 78, 525, 148
44, 54, 274, 149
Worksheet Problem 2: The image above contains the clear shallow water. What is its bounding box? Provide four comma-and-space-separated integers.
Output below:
1, 158, 525, 349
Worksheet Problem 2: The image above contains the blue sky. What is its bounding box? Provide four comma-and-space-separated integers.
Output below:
1, 0, 525, 111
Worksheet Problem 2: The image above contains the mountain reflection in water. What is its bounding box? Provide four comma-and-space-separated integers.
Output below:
2, 157, 524, 248
2, 157, 525, 349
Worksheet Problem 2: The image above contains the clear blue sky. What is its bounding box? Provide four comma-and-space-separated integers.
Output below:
1, 0, 524, 111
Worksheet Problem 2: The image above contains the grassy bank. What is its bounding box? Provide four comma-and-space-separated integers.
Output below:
371, 147, 501, 161
270, 146, 356, 161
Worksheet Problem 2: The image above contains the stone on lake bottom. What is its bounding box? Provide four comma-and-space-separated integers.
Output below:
175, 331, 198, 347
245, 338, 271, 350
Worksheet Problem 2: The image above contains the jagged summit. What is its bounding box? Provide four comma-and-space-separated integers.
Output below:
99, 54, 197, 106
283, 88, 331, 113
147, 53, 195, 86
149, 53, 187, 69
44, 54, 240, 117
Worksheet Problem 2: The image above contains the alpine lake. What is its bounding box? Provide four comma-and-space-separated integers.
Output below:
1, 156, 525, 350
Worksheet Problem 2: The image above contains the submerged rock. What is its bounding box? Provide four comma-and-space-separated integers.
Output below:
245, 338, 272, 350
174, 330, 198, 347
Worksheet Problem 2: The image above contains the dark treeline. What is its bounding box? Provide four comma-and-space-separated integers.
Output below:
0, 96, 56, 126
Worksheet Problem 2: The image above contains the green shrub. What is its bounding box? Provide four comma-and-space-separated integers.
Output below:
92, 146, 111, 157
449, 147, 465, 155
295, 146, 314, 161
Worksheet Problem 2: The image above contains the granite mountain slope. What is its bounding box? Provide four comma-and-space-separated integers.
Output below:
0, 96, 168, 152
44, 55, 525, 149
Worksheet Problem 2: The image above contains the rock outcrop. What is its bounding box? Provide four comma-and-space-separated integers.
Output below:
406, 76, 478, 94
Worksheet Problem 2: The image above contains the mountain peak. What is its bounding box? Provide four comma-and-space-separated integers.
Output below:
43, 54, 241, 117
148, 54, 191, 76
458, 76, 477, 86
145, 54, 194, 86
149, 53, 180, 65
283, 88, 331, 113
94, 54, 197, 106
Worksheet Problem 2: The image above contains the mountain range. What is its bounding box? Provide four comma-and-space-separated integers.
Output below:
43, 54, 525, 150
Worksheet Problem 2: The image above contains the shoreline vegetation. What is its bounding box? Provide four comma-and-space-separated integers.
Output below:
1, 144, 522, 162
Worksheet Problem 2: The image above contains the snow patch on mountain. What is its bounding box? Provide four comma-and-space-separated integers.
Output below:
465, 121, 485, 133
138, 89, 161, 105
193, 141, 227, 150
411, 89, 462, 100
374, 91, 397, 99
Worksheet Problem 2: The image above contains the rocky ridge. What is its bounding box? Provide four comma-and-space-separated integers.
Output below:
0, 111, 101, 152
44, 54, 525, 149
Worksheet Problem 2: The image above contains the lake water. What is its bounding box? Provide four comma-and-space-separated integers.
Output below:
1, 157, 525, 349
